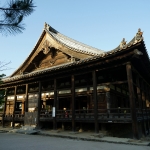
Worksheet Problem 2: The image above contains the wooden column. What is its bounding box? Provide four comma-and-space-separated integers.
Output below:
37, 81, 42, 128
12, 86, 17, 128
144, 83, 149, 134
86, 74, 91, 113
136, 77, 142, 109
2, 89, 7, 127
126, 62, 139, 139
71, 75, 75, 132
146, 85, 150, 134
57, 97, 59, 111
136, 77, 146, 136
106, 91, 111, 113
141, 80, 147, 135
92, 70, 99, 133
53, 79, 57, 130
21, 101, 25, 115
25, 84, 28, 112
147, 85, 150, 130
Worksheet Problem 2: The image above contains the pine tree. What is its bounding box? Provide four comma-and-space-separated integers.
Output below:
0, 0, 35, 35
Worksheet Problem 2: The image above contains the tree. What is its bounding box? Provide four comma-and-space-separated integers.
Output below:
0, 0, 35, 35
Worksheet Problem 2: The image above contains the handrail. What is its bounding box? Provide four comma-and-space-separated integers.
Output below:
17, 107, 150, 120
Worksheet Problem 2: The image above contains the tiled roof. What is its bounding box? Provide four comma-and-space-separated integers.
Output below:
10, 23, 104, 77
3, 27, 144, 83
2, 32, 144, 83
45, 23, 104, 56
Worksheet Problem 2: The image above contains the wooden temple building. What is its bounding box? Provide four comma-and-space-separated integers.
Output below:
0, 23, 150, 139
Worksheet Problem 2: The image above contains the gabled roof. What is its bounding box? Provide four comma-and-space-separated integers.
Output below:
44, 23, 103, 56
2, 28, 147, 83
4, 24, 147, 83
10, 23, 105, 77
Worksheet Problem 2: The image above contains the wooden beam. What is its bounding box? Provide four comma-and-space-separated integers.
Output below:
71, 75, 75, 132
92, 70, 99, 133
126, 62, 139, 139
0, 49, 135, 89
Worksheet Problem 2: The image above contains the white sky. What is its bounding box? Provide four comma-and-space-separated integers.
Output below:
0, 0, 150, 76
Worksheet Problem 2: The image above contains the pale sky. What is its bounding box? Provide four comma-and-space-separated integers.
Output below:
0, 0, 150, 76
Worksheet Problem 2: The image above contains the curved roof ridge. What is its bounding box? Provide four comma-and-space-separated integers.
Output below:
44, 23, 104, 56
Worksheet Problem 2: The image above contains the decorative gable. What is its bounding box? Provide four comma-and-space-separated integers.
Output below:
11, 23, 103, 77
35, 48, 71, 71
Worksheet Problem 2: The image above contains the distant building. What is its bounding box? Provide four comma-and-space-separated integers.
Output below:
0, 24, 149, 139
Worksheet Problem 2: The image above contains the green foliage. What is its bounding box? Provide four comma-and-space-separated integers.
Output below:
0, 0, 35, 35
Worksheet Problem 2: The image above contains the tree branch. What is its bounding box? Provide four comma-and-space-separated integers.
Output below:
0, 7, 35, 11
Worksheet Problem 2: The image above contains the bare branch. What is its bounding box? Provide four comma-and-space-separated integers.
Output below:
0, 61, 12, 71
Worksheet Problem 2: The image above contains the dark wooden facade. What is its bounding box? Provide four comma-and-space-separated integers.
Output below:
0, 25, 150, 139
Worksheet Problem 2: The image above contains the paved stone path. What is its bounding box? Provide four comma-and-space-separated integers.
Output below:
0, 132, 149, 150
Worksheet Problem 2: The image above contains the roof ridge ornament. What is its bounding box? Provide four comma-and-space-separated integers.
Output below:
135, 28, 143, 43
44, 22, 51, 31
120, 38, 127, 49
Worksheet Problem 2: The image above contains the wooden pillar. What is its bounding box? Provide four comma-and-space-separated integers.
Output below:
126, 62, 139, 139
71, 75, 75, 132
106, 91, 111, 113
24, 84, 28, 126
21, 101, 25, 115
25, 84, 28, 112
2, 89, 7, 127
146, 85, 150, 134
136, 77, 146, 136
144, 83, 149, 134
12, 86, 17, 128
92, 70, 99, 134
86, 75, 91, 113
141, 80, 147, 135
136, 77, 142, 109
53, 79, 57, 130
57, 97, 59, 111
147, 85, 150, 131
37, 81, 42, 128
